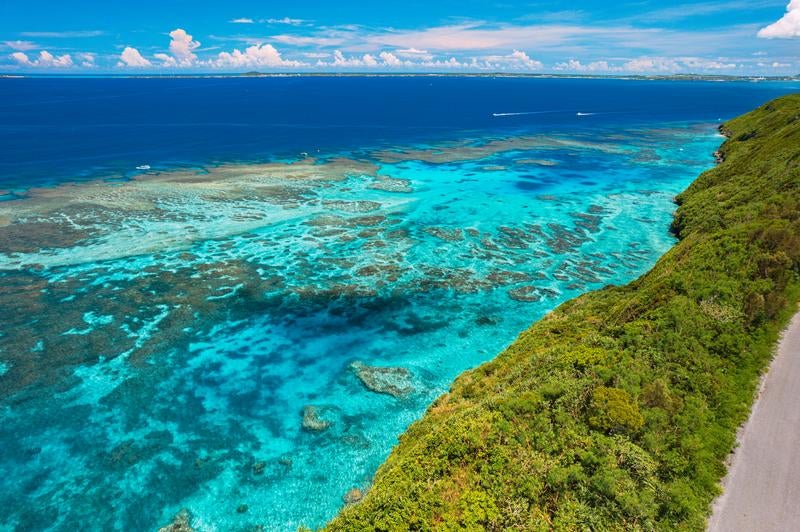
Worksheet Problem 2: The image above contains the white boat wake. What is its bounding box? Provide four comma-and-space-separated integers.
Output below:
492, 110, 599, 118
492, 110, 564, 117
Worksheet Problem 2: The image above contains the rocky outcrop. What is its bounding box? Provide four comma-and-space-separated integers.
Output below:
343, 488, 364, 504
158, 509, 193, 532
508, 286, 542, 302
302, 405, 332, 432
350, 361, 413, 397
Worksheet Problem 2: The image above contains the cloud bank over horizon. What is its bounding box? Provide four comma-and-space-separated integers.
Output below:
2, 2, 799, 75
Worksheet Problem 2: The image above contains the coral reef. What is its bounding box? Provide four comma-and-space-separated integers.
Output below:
350, 361, 413, 398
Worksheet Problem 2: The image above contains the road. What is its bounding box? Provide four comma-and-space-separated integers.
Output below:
708, 310, 800, 531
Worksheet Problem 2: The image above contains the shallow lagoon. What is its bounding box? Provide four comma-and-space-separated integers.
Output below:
0, 121, 723, 529
2, 77, 799, 530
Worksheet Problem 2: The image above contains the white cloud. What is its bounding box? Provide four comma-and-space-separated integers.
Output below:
230, 18, 254, 24
78, 52, 96, 67
509, 49, 544, 69
11, 50, 73, 67
379, 51, 403, 66
10, 52, 32, 66
272, 34, 345, 47
118, 46, 152, 67
360, 23, 656, 52
681, 57, 737, 69
394, 47, 433, 60
395, 47, 428, 55
213, 43, 305, 68
315, 50, 411, 68
477, 50, 543, 70
153, 53, 175, 66
622, 57, 681, 72
20, 30, 104, 38
419, 57, 471, 69
758, 0, 800, 38
266, 17, 306, 26
555, 59, 614, 72
164, 28, 200, 66
554, 56, 738, 73
621, 56, 737, 72
115, 27, 304, 70
206, 20, 762, 68
3, 40, 38, 51
325, 50, 371, 67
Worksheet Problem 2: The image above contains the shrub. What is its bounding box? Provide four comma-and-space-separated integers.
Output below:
588, 387, 644, 434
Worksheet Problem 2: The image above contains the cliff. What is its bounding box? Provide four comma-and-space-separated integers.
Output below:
327, 95, 800, 530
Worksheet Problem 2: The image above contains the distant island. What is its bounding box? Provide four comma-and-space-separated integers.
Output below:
2, 72, 799, 82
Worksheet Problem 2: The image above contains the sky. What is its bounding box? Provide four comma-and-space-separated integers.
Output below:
1, 0, 799, 75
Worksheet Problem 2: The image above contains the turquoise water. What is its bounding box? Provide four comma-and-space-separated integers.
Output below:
0, 117, 723, 529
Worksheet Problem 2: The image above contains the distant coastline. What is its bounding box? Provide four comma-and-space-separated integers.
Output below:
2, 72, 799, 82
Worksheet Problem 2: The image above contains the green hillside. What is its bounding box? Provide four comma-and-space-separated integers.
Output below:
327, 95, 800, 531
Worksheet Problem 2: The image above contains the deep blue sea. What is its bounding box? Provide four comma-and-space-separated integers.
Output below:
0, 77, 797, 530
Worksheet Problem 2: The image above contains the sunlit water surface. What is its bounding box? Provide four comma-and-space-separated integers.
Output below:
0, 77, 797, 530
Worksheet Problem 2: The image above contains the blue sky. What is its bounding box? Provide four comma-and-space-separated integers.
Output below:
1, 0, 799, 74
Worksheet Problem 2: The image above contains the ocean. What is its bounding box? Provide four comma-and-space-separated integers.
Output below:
0, 77, 797, 530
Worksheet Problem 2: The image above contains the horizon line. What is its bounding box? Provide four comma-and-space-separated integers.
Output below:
2, 71, 798, 80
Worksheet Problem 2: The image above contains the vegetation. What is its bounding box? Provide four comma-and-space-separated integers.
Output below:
327, 95, 800, 531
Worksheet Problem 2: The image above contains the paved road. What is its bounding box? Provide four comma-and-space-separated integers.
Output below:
708, 311, 800, 532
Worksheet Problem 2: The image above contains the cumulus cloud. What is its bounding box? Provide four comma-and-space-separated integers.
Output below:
395, 48, 428, 55
213, 43, 305, 68
161, 28, 200, 66
758, 0, 800, 38
554, 56, 738, 73
78, 52, 96, 67
508, 50, 544, 69
681, 57, 737, 70
621, 56, 737, 72
11, 50, 73, 67
315, 50, 411, 68
114, 27, 306, 70
312, 49, 542, 71
379, 51, 404, 66
118, 46, 152, 67
419, 57, 471, 69
477, 50, 543, 70
324, 50, 373, 67
554, 59, 613, 72
394, 48, 434, 60
3, 40, 38, 51
622, 57, 681, 72
11, 52, 33, 66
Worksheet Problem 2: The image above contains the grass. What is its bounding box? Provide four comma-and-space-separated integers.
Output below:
325, 94, 800, 531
